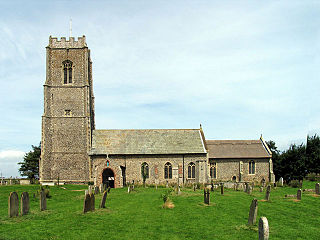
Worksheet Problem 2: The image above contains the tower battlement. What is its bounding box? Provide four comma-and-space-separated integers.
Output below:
48, 35, 87, 48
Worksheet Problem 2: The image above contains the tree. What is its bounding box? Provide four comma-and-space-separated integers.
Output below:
18, 143, 40, 182
306, 134, 320, 174
266, 140, 281, 180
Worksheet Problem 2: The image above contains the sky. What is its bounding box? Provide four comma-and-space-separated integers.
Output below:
0, 0, 319, 178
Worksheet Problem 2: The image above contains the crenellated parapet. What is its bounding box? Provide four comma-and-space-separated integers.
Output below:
48, 35, 87, 48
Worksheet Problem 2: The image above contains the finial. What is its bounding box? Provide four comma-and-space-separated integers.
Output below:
69, 18, 72, 37
200, 124, 202, 130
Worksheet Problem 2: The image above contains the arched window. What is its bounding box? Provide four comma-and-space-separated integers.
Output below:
164, 162, 172, 179
141, 162, 149, 179
63, 60, 73, 84
188, 162, 195, 179
249, 160, 255, 174
210, 162, 217, 179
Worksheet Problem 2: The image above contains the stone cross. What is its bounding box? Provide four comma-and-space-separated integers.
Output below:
100, 191, 107, 208
220, 184, 224, 195
259, 217, 269, 240
8, 192, 19, 217
265, 185, 271, 201
315, 183, 320, 195
90, 193, 95, 211
248, 198, 258, 225
21, 192, 30, 215
40, 190, 47, 211
83, 193, 91, 213
279, 177, 284, 187
297, 189, 302, 200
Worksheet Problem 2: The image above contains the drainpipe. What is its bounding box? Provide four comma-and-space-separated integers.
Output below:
183, 155, 185, 184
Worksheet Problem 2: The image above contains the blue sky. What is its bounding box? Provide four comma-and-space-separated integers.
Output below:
0, 0, 319, 177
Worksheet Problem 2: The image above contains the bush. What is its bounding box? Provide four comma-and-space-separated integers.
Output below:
305, 173, 320, 181
161, 189, 173, 203
37, 186, 52, 198
289, 180, 300, 188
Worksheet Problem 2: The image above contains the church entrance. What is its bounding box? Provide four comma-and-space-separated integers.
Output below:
102, 168, 115, 188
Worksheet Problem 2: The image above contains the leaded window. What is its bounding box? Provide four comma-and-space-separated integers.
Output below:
210, 162, 217, 179
188, 162, 195, 178
63, 60, 73, 84
141, 162, 149, 179
164, 162, 172, 179
249, 160, 255, 174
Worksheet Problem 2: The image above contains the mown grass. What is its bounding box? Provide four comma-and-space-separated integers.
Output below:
0, 181, 319, 240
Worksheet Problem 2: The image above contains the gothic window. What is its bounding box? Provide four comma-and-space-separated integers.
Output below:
141, 162, 149, 179
164, 162, 172, 179
249, 160, 255, 174
188, 162, 195, 179
63, 60, 73, 84
210, 162, 217, 179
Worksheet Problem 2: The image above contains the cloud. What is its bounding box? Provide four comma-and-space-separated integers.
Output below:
0, 150, 25, 178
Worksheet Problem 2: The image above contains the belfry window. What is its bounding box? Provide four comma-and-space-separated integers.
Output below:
210, 162, 217, 179
249, 160, 255, 174
63, 60, 73, 84
164, 162, 172, 179
188, 162, 195, 179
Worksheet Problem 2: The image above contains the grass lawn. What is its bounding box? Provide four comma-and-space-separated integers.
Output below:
0, 181, 319, 240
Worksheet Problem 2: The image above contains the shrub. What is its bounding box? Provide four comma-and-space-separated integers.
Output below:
289, 180, 300, 188
161, 189, 173, 203
37, 186, 52, 198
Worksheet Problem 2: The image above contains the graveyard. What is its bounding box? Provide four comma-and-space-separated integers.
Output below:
0, 181, 319, 240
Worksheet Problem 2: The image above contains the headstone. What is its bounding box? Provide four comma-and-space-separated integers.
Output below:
244, 182, 248, 192
204, 189, 210, 204
40, 190, 47, 211
21, 192, 30, 215
8, 192, 19, 217
315, 183, 320, 195
100, 191, 107, 208
236, 183, 240, 191
94, 186, 99, 195
178, 185, 181, 195
247, 186, 252, 195
260, 187, 263, 192
206, 189, 210, 204
265, 185, 271, 201
90, 193, 95, 211
220, 184, 224, 195
128, 186, 130, 193
99, 184, 103, 193
193, 184, 196, 191
88, 185, 93, 194
279, 177, 284, 187
9, 179, 12, 185
261, 178, 266, 187
166, 181, 169, 188
259, 217, 269, 240
83, 194, 91, 213
248, 198, 258, 225
85, 190, 89, 196
297, 189, 302, 200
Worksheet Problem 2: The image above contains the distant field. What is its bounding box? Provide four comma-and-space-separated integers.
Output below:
0, 181, 319, 240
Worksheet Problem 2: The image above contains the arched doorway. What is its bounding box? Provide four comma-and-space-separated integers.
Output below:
102, 168, 115, 188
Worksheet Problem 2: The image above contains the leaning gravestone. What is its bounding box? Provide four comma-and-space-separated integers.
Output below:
8, 192, 19, 217
83, 193, 91, 213
90, 193, 95, 211
100, 191, 107, 208
265, 185, 271, 201
297, 189, 302, 200
21, 192, 30, 215
259, 217, 269, 240
315, 183, 320, 195
248, 198, 258, 225
40, 190, 47, 211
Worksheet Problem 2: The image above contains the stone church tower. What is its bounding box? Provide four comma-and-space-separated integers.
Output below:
40, 36, 95, 183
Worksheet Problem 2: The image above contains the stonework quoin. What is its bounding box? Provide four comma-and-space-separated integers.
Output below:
21, 192, 30, 215
248, 199, 258, 225
315, 183, 320, 195
297, 189, 302, 200
259, 217, 269, 240
100, 191, 107, 208
83, 194, 91, 213
265, 185, 271, 201
8, 192, 19, 217
40, 190, 47, 211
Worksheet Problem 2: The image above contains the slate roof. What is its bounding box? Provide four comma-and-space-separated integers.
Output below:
90, 129, 207, 155
206, 139, 271, 159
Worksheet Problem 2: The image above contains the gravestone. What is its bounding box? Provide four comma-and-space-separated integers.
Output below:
260, 187, 263, 192
206, 189, 210, 204
8, 192, 19, 217
279, 177, 284, 187
178, 185, 181, 195
99, 184, 103, 193
166, 181, 169, 188
204, 189, 210, 204
90, 193, 95, 211
247, 186, 252, 195
248, 198, 258, 225
94, 186, 99, 195
83, 194, 91, 213
315, 183, 320, 195
85, 190, 89, 196
297, 189, 302, 200
261, 178, 266, 187
220, 184, 224, 195
193, 184, 196, 191
259, 217, 269, 240
88, 185, 93, 195
100, 191, 107, 208
128, 186, 130, 193
265, 185, 271, 201
21, 192, 30, 215
40, 190, 47, 211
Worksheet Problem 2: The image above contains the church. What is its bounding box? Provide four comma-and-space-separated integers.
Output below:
40, 36, 274, 187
